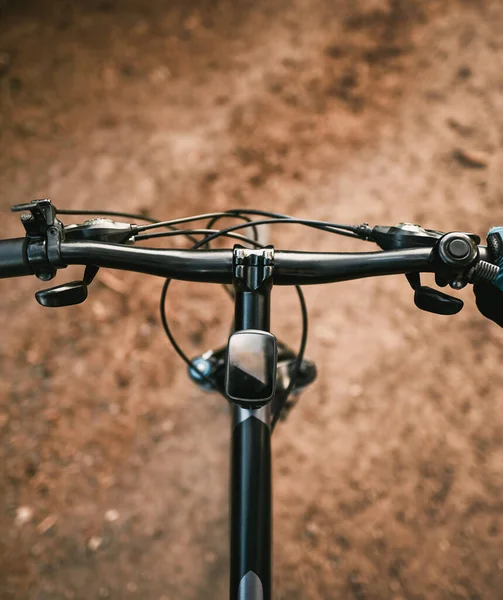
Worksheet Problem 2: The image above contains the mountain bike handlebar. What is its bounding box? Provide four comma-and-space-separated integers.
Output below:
55, 241, 493, 284
0, 198, 500, 320
0, 237, 493, 284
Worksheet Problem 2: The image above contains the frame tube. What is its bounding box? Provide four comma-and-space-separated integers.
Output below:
230, 278, 273, 600
230, 405, 272, 600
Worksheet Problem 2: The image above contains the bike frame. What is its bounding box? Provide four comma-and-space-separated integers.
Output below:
230, 251, 273, 600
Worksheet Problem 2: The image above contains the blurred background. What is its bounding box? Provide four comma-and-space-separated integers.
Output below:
1, 0, 503, 598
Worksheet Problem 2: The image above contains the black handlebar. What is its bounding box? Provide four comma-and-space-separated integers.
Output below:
61, 241, 234, 283
0, 238, 33, 279
60, 241, 437, 285
274, 248, 437, 284
0, 236, 492, 285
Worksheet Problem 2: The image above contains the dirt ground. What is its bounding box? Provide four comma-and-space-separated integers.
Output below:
1, 0, 503, 598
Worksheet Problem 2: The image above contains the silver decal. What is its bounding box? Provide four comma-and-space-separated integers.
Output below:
238, 571, 264, 600
233, 404, 271, 429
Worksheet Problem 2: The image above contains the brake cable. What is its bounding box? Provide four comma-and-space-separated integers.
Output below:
158, 230, 309, 411
56, 209, 261, 246
136, 215, 364, 240
134, 229, 263, 245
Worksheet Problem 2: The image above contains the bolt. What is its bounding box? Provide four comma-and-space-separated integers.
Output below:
450, 279, 467, 290
21, 213, 33, 221
188, 358, 214, 391
190, 358, 211, 379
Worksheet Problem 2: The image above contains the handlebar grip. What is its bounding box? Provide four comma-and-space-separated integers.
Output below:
0, 238, 33, 278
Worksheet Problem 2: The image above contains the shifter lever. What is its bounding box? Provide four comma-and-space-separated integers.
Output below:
406, 272, 464, 315
35, 281, 88, 307
35, 265, 100, 308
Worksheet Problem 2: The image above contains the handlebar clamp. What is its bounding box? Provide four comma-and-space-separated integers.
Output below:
12, 198, 65, 281
233, 246, 274, 292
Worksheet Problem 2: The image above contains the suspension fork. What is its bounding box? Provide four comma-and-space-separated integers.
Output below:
229, 246, 275, 600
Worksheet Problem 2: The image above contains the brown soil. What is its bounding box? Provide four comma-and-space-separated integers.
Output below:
1, 0, 503, 598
